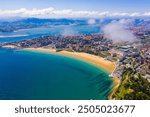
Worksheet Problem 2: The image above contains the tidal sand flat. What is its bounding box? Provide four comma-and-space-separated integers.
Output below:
0, 48, 113, 100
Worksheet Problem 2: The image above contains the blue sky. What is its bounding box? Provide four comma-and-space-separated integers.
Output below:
0, 0, 150, 12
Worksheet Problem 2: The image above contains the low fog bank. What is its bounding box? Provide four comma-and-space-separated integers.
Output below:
103, 19, 137, 42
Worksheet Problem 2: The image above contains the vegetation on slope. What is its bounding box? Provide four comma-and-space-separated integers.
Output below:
113, 68, 150, 100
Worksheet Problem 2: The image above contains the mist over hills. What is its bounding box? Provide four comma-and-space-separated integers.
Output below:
0, 17, 149, 33
0, 18, 97, 32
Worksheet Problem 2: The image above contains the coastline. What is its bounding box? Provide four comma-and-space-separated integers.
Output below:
23, 47, 119, 99
2, 45, 18, 49
108, 77, 120, 100
24, 47, 115, 73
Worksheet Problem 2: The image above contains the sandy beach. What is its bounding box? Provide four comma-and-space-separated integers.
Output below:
24, 47, 115, 73
2, 45, 17, 49
59, 51, 115, 74
24, 47, 57, 53
108, 77, 120, 99
23, 47, 120, 99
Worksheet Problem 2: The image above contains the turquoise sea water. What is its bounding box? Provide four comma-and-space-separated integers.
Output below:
0, 48, 113, 100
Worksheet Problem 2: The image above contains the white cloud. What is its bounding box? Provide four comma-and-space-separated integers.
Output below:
143, 12, 150, 16
87, 19, 96, 25
0, 7, 150, 18
103, 21, 136, 42
118, 18, 134, 25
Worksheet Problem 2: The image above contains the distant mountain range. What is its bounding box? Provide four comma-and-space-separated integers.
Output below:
0, 18, 93, 32
0, 17, 149, 32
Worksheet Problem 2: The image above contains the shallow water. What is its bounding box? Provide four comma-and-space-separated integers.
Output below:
0, 48, 112, 100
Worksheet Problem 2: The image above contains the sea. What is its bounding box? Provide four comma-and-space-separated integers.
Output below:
0, 25, 113, 100
0, 25, 101, 43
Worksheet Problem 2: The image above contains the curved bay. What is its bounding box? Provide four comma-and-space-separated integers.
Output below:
0, 48, 112, 100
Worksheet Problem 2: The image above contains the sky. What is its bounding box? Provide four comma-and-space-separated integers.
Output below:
0, 0, 150, 18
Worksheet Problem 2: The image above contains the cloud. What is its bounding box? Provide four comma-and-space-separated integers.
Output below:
103, 21, 136, 42
62, 26, 78, 35
118, 18, 134, 24
87, 19, 96, 25
0, 7, 150, 18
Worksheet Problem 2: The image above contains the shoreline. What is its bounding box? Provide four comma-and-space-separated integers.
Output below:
58, 50, 120, 100
2, 45, 18, 49
24, 47, 120, 100
24, 47, 115, 73
108, 77, 120, 100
